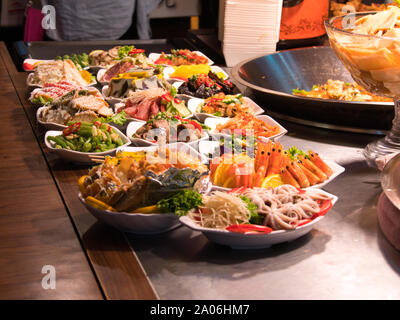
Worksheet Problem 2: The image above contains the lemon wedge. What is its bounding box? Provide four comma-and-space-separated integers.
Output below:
261, 174, 284, 188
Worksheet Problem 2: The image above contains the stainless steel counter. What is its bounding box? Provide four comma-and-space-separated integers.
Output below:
126, 120, 400, 300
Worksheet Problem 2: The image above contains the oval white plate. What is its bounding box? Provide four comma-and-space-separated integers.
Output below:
78, 193, 180, 234
210, 159, 345, 192
37, 106, 68, 130
148, 51, 214, 66
26, 72, 96, 88
116, 142, 209, 165
179, 191, 338, 249
101, 80, 184, 105
188, 96, 265, 123
204, 115, 287, 142
44, 127, 131, 164
126, 120, 209, 151
163, 65, 229, 81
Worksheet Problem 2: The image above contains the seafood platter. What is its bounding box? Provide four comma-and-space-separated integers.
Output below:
25, 44, 345, 249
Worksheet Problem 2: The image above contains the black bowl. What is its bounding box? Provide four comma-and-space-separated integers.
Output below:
232, 46, 393, 134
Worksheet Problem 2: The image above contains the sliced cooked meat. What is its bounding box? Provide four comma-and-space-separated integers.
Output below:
135, 99, 153, 121
177, 123, 201, 142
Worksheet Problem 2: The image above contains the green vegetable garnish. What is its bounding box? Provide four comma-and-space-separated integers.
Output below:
292, 88, 308, 95
157, 189, 204, 216
118, 45, 135, 59
287, 146, 308, 160
239, 195, 263, 225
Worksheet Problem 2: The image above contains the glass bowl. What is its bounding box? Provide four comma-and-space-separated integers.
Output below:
325, 11, 400, 166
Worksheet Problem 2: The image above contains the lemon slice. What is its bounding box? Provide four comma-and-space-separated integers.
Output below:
222, 175, 237, 188
261, 174, 284, 188
212, 163, 230, 186
80, 70, 93, 84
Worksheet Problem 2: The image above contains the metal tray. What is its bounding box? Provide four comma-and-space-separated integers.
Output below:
231, 46, 394, 135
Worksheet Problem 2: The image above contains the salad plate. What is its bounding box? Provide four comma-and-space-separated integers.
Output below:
148, 51, 214, 66
44, 127, 130, 164
204, 115, 287, 142
179, 191, 338, 249
125, 120, 209, 151
116, 142, 209, 165
163, 65, 229, 81
188, 96, 265, 123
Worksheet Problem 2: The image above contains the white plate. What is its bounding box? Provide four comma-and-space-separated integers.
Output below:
23, 58, 54, 71
179, 191, 338, 249
188, 96, 265, 123
210, 159, 345, 192
126, 120, 209, 151
37, 106, 68, 130
163, 65, 229, 81
101, 81, 184, 105
116, 142, 209, 165
96, 68, 108, 85
148, 51, 214, 66
78, 193, 181, 234
44, 127, 131, 164
204, 115, 287, 142
26, 72, 96, 88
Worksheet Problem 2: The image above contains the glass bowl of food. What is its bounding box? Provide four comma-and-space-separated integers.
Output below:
325, 6, 400, 166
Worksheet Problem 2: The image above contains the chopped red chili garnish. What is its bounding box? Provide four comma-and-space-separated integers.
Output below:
62, 122, 81, 136
129, 49, 145, 55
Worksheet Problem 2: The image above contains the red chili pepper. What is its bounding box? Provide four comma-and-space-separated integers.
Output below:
93, 121, 102, 127
174, 114, 183, 121
317, 199, 332, 217
205, 78, 215, 87
107, 126, 112, 133
189, 120, 202, 133
129, 49, 145, 55
174, 98, 182, 104
226, 224, 273, 234
297, 199, 333, 227
161, 93, 173, 102
154, 57, 172, 65
62, 122, 81, 136
224, 80, 232, 86
228, 187, 246, 194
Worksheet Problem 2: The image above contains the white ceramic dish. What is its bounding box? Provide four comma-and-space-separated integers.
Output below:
204, 115, 287, 142
36, 106, 68, 130
96, 68, 108, 85
78, 193, 181, 234
126, 121, 209, 150
188, 96, 265, 123
26, 72, 97, 88
116, 142, 209, 165
179, 191, 338, 249
209, 159, 345, 192
163, 65, 229, 81
44, 127, 131, 164
148, 51, 214, 66
101, 81, 185, 105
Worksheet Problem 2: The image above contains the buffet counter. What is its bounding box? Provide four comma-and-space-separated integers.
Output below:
1, 40, 400, 300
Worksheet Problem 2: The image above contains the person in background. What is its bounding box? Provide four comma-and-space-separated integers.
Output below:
25, 0, 161, 41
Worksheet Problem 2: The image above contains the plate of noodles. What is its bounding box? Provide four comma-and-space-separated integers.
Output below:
179, 185, 338, 249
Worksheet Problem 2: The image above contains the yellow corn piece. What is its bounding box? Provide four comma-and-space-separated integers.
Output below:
78, 175, 90, 195
85, 196, 115, 211
131, 205, 161, 214
118, 151, 146, 161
